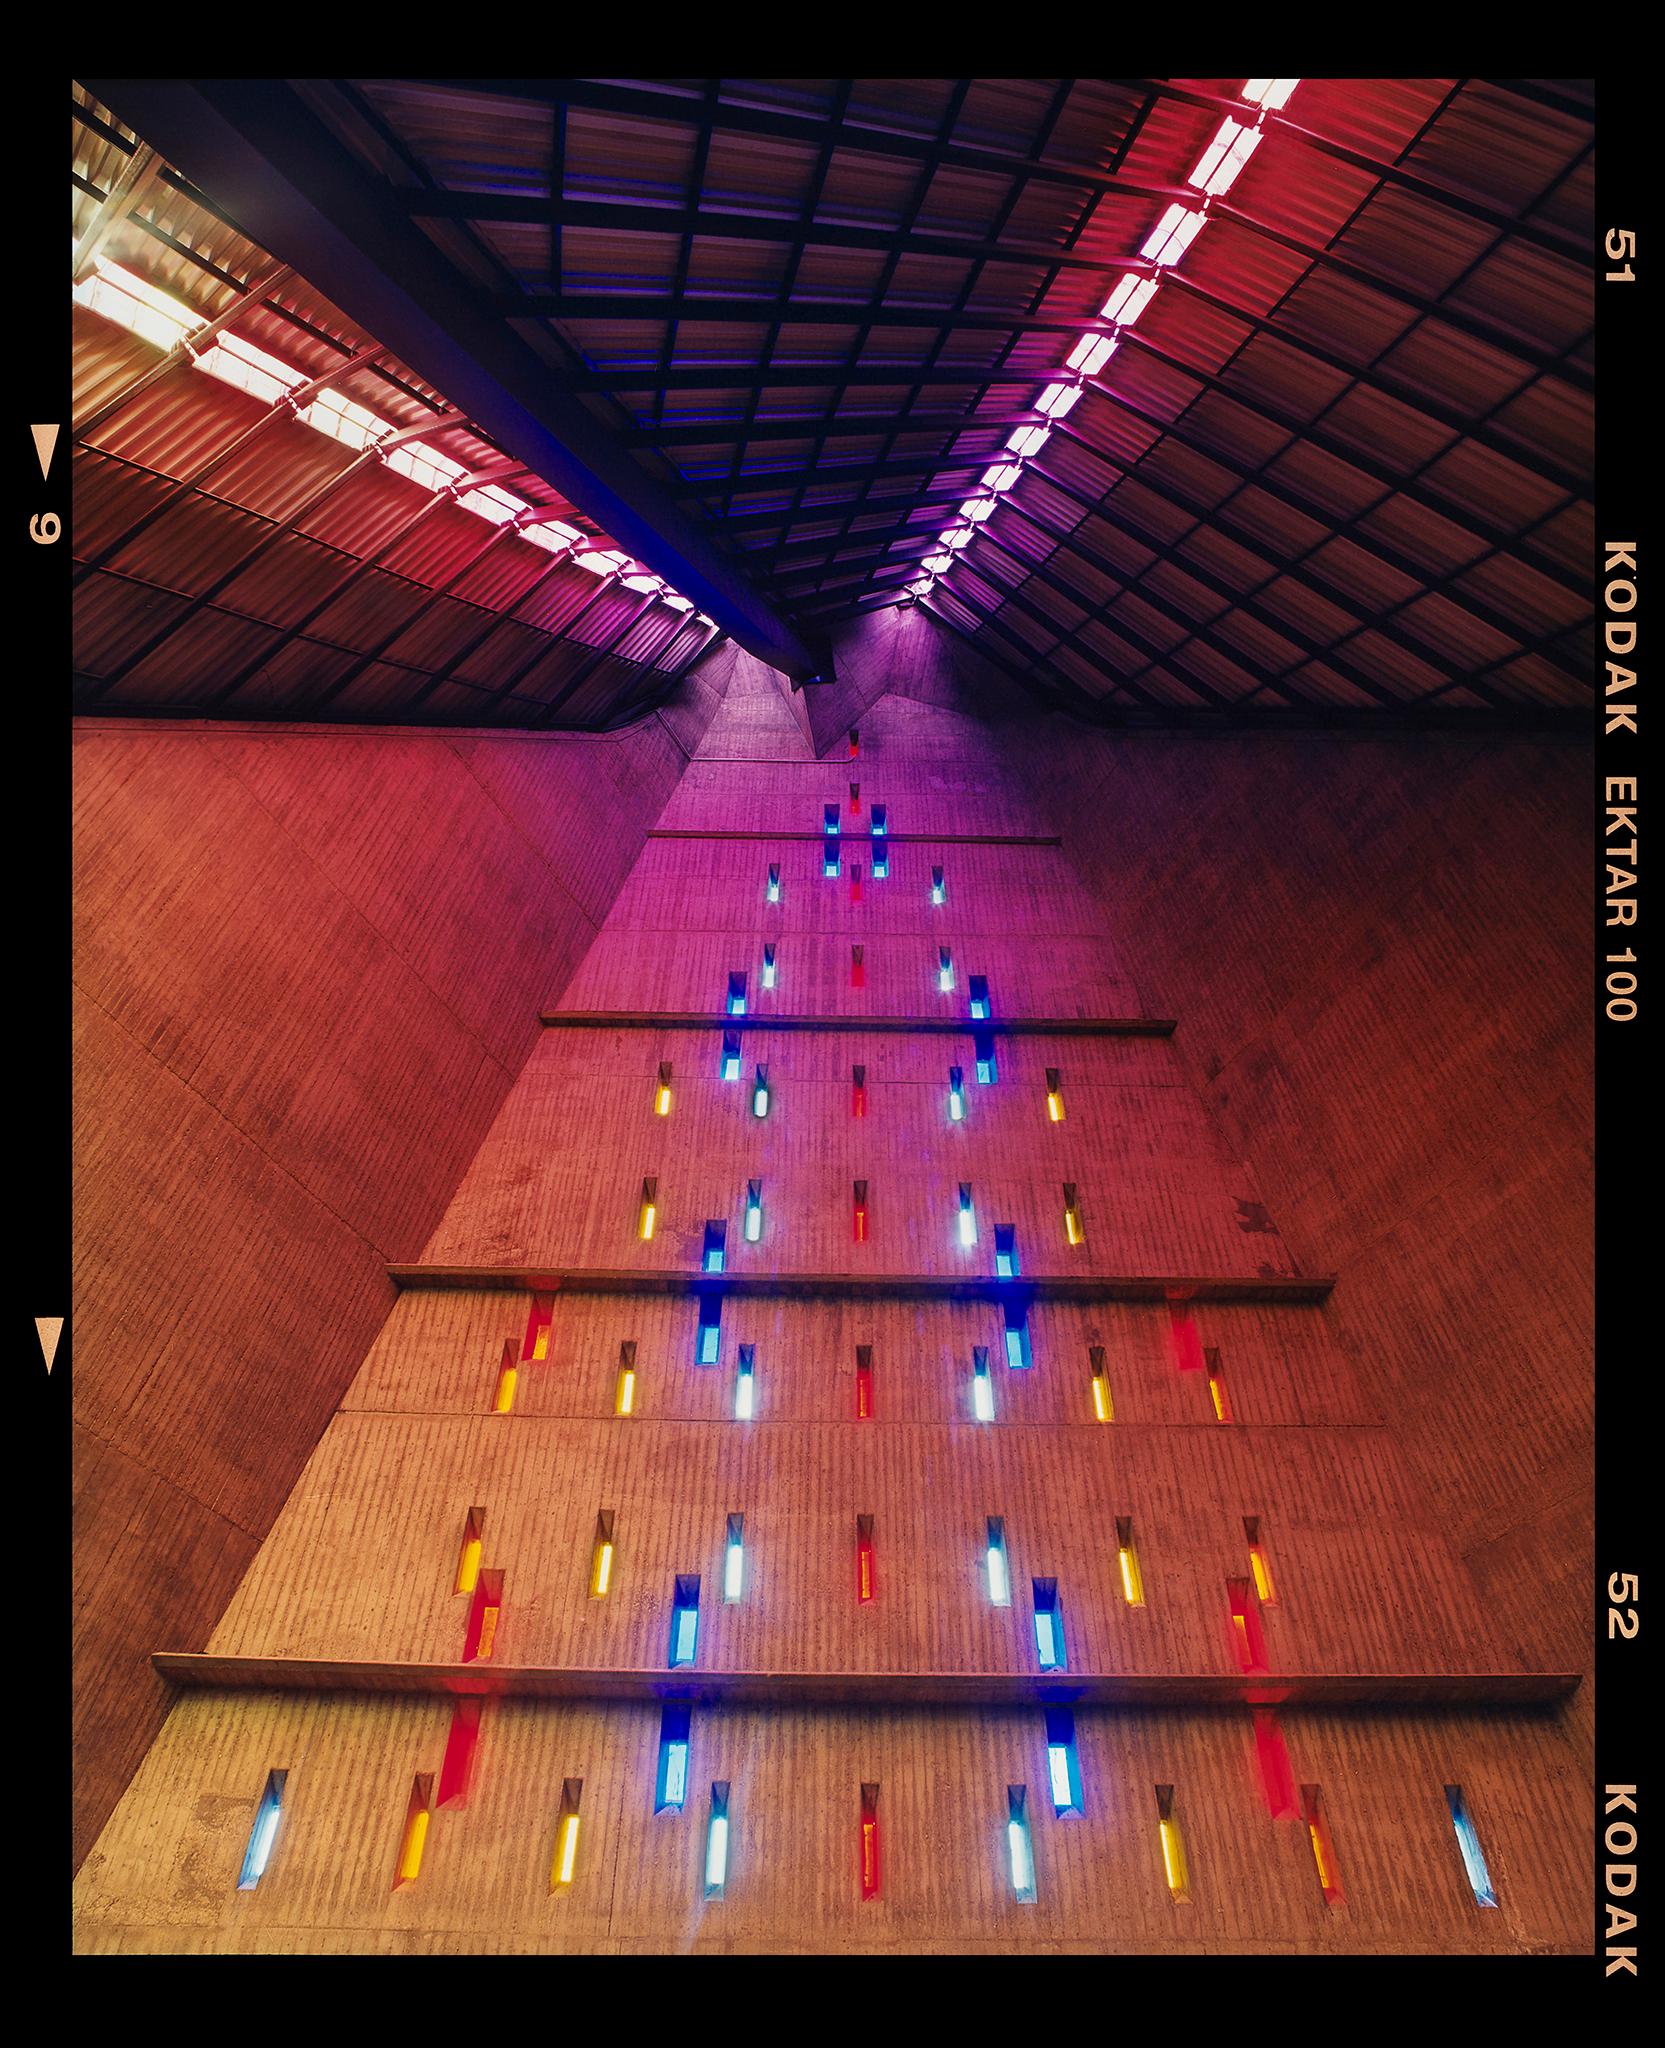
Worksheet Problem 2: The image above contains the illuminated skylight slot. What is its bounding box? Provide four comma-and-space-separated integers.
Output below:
457, 480, 530, 526
734, 1343, 756, 1420
1205, 1346, 1231, 1420
960, 497, 996, 524
704, 1783, 731, 1898
394, 1773, 434, 1889
851, 1066, 868, 1119
194, 329, 307, 406
969, 974, 990, 1019
1187, 117, 1263, 197
462, 1568, 503, 1662
589, 1511, 616, 1599
1063, 1182, 1084, 1246
948, 1064, 966, 1123
493, 1341, 517, 1413
638, 1177, 658, 1241
551, 1779, 583, 1889
1032, 1578, 1066, 1670
1242, 77, 1300, 110
871, 804, 887, 837
522, 520, 582, 556
1156, 1786, 1191, 1900
853, 1179, 869, 1244
1100, 273, 1160, 327
850, 940, 865, 985
766, 862, 781, 904
300, 386, 393, 452
974, 1031, 998, 1084
860, 1783, 881, 1900
1045, 1708, 1085, 1817
744, 1176, 763, 1240
856, 1515, 876, 1603
696, 1292, 722, 1366
986, 1515, 1011, 1606
1445, 1786, 1498, 1906
1301, 1785, 1344, 1905
669, 1574, 701, 1668
1227, 1576, 1268, 1672
75, 258, 204, 351
939, 948, 955, 993
574, 547, 632, 575
1245, 1516, 1275, 1603
752, 1062, 770, 1118
727, 971, 748, 1017
761, 943, 777, 990
616, 1340, 637, 1417
1045, 1067, 1065, 1121
702, 1221, 727, 1275
454, 1507, 485, 1596
724, 1513, 745, 1602
436, 1700, 481, 1809
981, 462, 1022, 493
1003, 1298, 1032, 1371
1141, 204, 1206, 267
1007, 1786, 1037, 1903
385, 438, 466, 494
523, 1292, 554, 1363
1089, 1344, 1113, 1423
1007, 423, 1049, 458
1037, 382, 1082, 419
721, 1031, 742, 1083
1066, 332, 1118, 375
655, 1061, 674, 1117
957, 1183, 977, 1248
994, 1225, 1019, 1279
972, 1345, 995, 1422
931, 865, 946, 906
1117, 1517, 1145, 1606
237, 1770, 287, 1890
655, 1704, 691, 1812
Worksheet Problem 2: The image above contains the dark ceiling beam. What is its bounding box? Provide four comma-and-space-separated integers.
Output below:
625, 409, 1032, 449
554, 364, 1059, 395
406, 188, 1150, 281
411, 78, 1192, 209
1481, 78, 1596, 122
85, 77, 832, 684
720, 485, 964, 538
675, 451, 987, 501
501, 294, 1124, 336
1128, 77, 1588, 262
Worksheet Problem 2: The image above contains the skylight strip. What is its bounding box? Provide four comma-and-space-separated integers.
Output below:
71, 255, 708, 621
910, 79, 1299, 603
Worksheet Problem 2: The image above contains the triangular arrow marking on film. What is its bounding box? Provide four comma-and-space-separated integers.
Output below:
36, 1317, 63, 1373
30, 423, 60, 481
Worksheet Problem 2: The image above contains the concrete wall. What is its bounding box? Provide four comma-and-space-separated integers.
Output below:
72, 700, 714, 1868
74, 648, 1587, 1951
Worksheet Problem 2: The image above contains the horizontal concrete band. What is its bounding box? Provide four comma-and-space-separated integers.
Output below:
386, 1267, 1337, 1303
646, 830, 1064, 845
539, 1012, 1177, 1035
154, 1654, 1579, 1710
